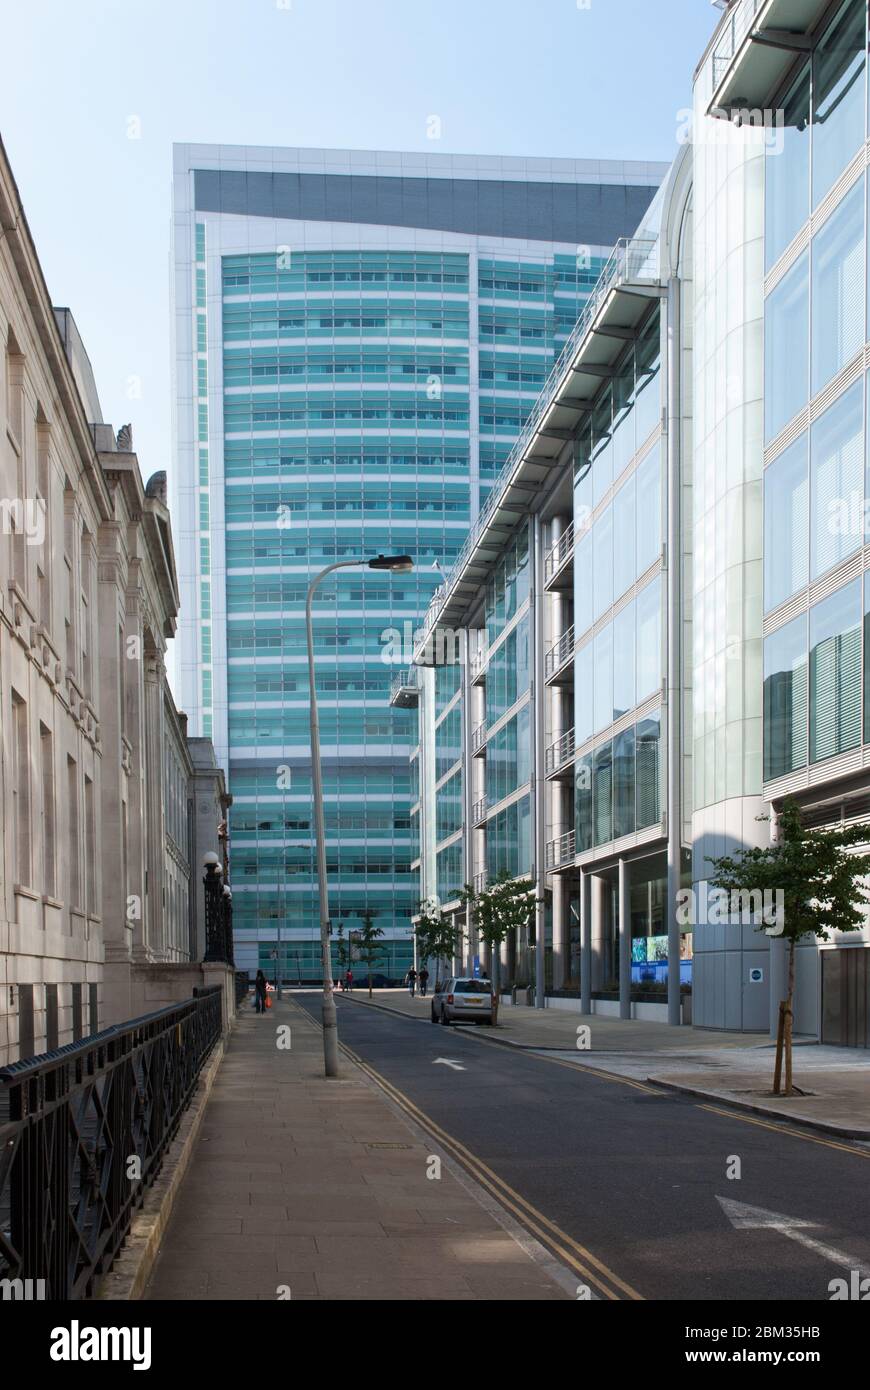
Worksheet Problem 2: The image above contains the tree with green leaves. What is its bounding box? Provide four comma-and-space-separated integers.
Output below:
460, 871, 535, 993
708, 797, 870, 1096
414, 897, 465, 984
357, 907, 385, 999
334, 923, 348, 978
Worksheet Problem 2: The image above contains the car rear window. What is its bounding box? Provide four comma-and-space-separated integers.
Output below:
453, 980, 491, 993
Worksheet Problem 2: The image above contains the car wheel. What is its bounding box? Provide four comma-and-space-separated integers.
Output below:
440, 1009, 450, 1025
430, 1006, 438, 1023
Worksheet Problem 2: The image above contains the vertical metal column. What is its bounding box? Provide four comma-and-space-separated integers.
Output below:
580, 868, 592, 1015
666, 275, 683, 1027
619, 856, 631, 1019
532, 514, 547, 1009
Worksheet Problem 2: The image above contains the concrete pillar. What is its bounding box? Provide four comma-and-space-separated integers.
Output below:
580, 870, 592, 1014
619, 857, 631, 1019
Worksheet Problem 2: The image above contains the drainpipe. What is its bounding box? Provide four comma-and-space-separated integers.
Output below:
666, 274, 683, 1027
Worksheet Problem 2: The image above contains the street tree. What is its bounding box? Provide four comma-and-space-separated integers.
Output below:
708, 797, 870, 1096
414, 897, 464, 983
357, 907, 385, 999
460, 871, 535, 993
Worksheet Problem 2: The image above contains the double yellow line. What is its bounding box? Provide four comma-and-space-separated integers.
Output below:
341, 1039, 644, 1301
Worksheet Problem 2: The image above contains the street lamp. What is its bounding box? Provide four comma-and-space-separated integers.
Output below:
306, 554, 414, 1077
202, 853, 224, 962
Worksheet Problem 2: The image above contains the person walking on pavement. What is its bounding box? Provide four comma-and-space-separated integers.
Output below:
406, 967, 418, 997
345, 968, 354, 992
419, 966, 429, 998
254, 969, 268, 1015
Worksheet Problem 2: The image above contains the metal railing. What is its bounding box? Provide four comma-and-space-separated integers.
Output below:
545, 625, 575, 680
235, 971, 250, 1008
473, 871, 488, 894
470, 647, 489, 681
544, 524, 574, 583
472, 797, 488, 825
546, 727, 576, 775
0, 987, 223, 1299
711, 0, 762, 89
546, 830, 576, 870
471, 721, 487, 753
414, 235, 659, 655
390, 667, 418, 701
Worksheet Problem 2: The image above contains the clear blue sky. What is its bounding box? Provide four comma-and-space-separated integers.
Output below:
0, 0, 716, 475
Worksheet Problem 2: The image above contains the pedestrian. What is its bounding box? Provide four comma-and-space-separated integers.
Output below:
406, 967, 418, 997
419, 966, 429, 998
254, 969, 267, 1015
345, 968, 353, 992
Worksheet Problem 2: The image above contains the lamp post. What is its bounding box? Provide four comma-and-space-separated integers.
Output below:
306, 554, 414, 1078
202, 852, 224, 962
222, 884, 234, 968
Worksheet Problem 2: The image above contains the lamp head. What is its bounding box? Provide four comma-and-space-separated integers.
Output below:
368, 553, 414, 573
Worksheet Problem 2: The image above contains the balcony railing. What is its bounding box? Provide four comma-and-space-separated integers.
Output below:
710, 0, 762, 89
545, 625, 575, 680
0, 988, 223, 1299
546, 830, 576, 871
470, 647, 489, 682
389, 667, 420, 707
473, 871, 488, 894
546, 727, 576, 776
544, 524, 574, 583
472, 797, 488, 825
415, 235, 659, 653
471, 721, 487, 753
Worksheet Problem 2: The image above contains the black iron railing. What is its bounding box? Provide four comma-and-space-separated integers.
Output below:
0, 986, 222, 1300
235, 972, 250, 1008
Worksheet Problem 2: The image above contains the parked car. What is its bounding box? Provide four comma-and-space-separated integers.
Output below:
430, 977, 495, 1026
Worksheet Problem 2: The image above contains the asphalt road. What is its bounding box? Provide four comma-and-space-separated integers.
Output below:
293, 991, 870, 1302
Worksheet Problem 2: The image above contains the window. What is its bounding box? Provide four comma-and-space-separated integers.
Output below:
635, 444, 661, 576
593, 623, 613, 734
593, 504, 613, 621
612, 473, 636, 601
812, 0, 866, 208
764, 616, 808, 780
593, 741, 613, 846
809, 579, 861, 762
810, 379, 863, 580
40, 724, 55, 899
85, 776, 96, 916
764, 434, 808, 611
12, 693, 30, 886
574, 528, 593, 636
765, 251, 809, 442
636, 712, 661, 829
766, 65, 811, 269
613, 601, 636, 720
636, 576, 662, 702
811, 177, 864, 395
613, 726, 636, 840
575, 754, 593, 852
575, 639, 593, 745
67, 757, 80, 913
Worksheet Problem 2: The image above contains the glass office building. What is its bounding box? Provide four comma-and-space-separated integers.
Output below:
171, 144, 664, 979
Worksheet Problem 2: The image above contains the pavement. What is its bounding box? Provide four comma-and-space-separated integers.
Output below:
341, 987, 870, 1139
143, 996, 571, 1301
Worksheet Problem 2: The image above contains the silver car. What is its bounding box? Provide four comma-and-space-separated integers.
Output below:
430, 977, 495, 1025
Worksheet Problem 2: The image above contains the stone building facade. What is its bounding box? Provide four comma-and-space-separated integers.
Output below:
0, 135, 230, 1064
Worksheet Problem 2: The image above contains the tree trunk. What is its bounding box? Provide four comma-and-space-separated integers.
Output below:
783, 939, 796, 1097
368, 971, 373, 999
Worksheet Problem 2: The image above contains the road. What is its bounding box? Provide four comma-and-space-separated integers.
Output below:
293, 991, 870, 1301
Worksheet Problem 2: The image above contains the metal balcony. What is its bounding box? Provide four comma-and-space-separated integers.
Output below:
707, 0, 829, 119
544, 523, 574, 590
470, 647, 489, 684
546, 829, 576, 871
545, 625, 575, 683
471, 721, 487, 755
473, 871, 488, 894
472, 797, 488, 826
545, 727, 576, 778
388, 668, 419, 708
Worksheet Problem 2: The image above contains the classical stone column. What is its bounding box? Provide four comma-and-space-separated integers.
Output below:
143, 648, 167, 961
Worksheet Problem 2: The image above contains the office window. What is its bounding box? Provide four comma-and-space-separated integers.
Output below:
635, 443, 661, 576
636, 712, 661, 829
636, 576, 662, 702
812, 0, 866, 208
593, 504, 613, 621
765, 251, 809, 442
85, 776, 96, 916
574, 528, 593, 636
593, 741, 613, 846
67, 757, 80, 913
40, 724, 55, 899
764, 433, 808, 611
763, 615, 808, 780
593, 622, 613, 734
811, 176, 864, 395
765, 64, 811, 270
612, 472, 636, 601
575, 753, 593, 853
590, 389, 613, 509
613, 726, 636, 840
575, 639, 593, 746
12, 693, 30, 887
810, 378, 863, 580
613, 600, 636, 720
809, 578, 861, 763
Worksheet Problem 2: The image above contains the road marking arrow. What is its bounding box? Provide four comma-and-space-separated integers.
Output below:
717, 1197, 870, 1275
433, 1057, 466, 1071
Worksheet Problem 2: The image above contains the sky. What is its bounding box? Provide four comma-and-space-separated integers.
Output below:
0, 0, 718, 477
